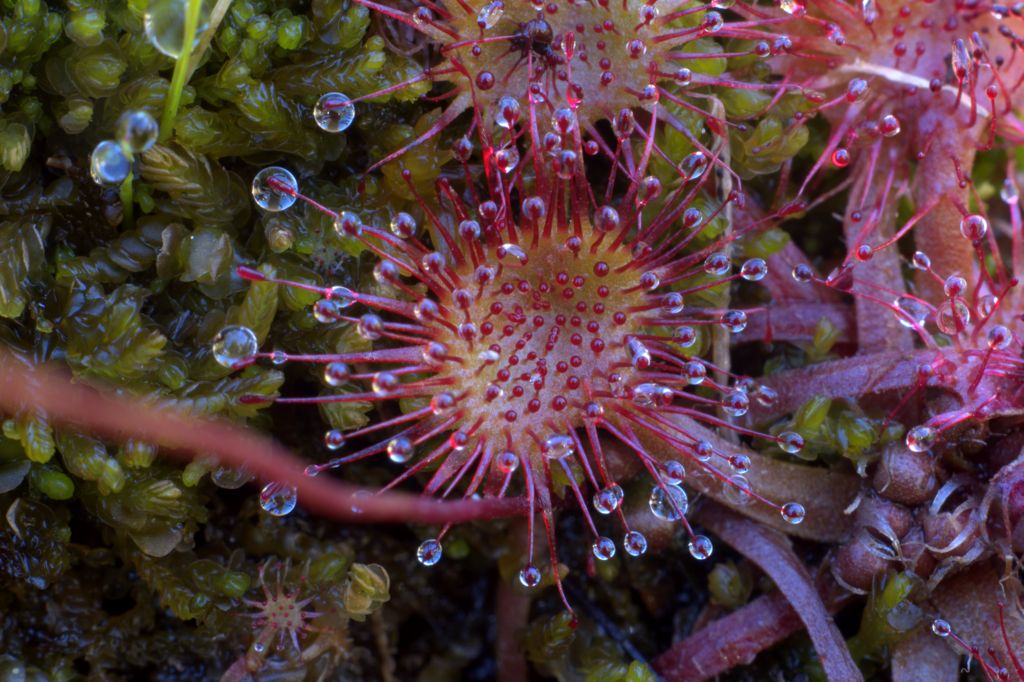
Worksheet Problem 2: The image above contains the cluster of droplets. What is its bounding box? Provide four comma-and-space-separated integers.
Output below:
89, 110, 159, 187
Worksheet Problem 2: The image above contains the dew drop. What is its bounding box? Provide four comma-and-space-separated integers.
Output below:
372, 372, 399, 395
703, 252, 731, 276
779, 0, 806, 15
90, 140, 131, 187
497, 451, 520, 474
831, 147, 850, 168
740, 258, 768, 282
387, 437, 414, 464
495, 96, 521, 129
791, 264, 813, 283
688, 534, 714, 560
893, 296, 929, 329
663, 460, 686, 486
312, 299, 340, 324
387, 212, 416, 239
494, 147, 520, 173
676, 326, 698, 348
988, 325, 1012, 350
430, 392, 457, 416
323, 362, 351, 386
723, 474, 754, 506
632, 383, 673, 408
1001, 179, 1019, 205
259, 481, 297, 516
778, 431, 804, 454
212, 325, 258, 367
496, 243, 528, 266
417, 538, 443, 566
628, 338, 652, 369
911, 251, 931, 270
542, 434, 574, 459
592, 536, 616, 560
358, 313, 384, 340
879, 114, 901, 138
754, 385, 778, 407
251, 166, 298, 212
720, 310, 748, 334
959, 214, 988, 241
649, 484, 688, 520
144, 0, 210, 57
519, 564, 542, 587
935, 300, 970, 334
476, 0, 504, 28
695, 440, 714, 462
595, 205, 621, 232
781, 501, 806, 524
905, 425, 935, 452
117, 111, 159, 153
313, 92, 355, 133
593, 483, 624, 514
623, 530, 648, 556
324, 429, 346, 451
680, 151, 708, 180
728, 454, 751, 474
931, 619, 951, 637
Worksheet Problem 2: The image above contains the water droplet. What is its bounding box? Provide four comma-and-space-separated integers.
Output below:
259, 482, 297, 516
252, 166, 298, 212
676, 327, 698, 348
212, 325, 258, 367
387, 437, 414, 464
905, 425, 935, 452
542, 434, 574, 459
417, 538, 442, 566
931, 619, 951, 637
720, 310, 748, 334
893, 296, 929, 329
592, 536, 616, 560
324, 429, 346, 451
313, 299, 340, 324
657, 462, 686, 488
703, 252, 731, 276
680, 151, 708, 180
701, 10, 724, 32
1001, 179, 1019, 205
781, 501, 805, 524
936, 300, 970, 334
722, 391, 750, 417
626, 338, 650, 370
495, 96, 521, 129
754, 385, 778, 407
623, 530, 648, 556
951, 38, 971, 81
358, 313, 384, 340
723, 474, 754, 506
778, 431, 804, 454
476, 0, 504, 28
959, 214, 988, 241
494, 147, 520, 174
497, 451, 520, 474
740, 258, 768, 282
695, 440, 714, 462
372, 372, 399, 395
688, 534, 714, 560
90, 140, 131, 186
323, 362, 351, 386
144, 0, 210, 57
649, 484, 688, 520
791, 264, 813, 282
988, 325, 1012, 350
116, 111, 159, 153
519, 564, 542, 587
831, 148, 850, 168
313, 92, 355, 133
496, 243, 528, 266
593, 483, 624, 514
728, 454, 751, 474
430, 392, 457, 416
632, 383, 674, 407
879, 114, 901, 138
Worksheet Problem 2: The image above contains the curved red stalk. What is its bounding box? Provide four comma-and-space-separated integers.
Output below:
0, 352, 525, 525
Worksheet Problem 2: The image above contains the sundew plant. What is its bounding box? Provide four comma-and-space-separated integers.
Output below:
0, 0, 1023, 680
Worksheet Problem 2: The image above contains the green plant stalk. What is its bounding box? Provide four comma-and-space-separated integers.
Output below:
159, 0, 203, 143
119, 171, 134, 228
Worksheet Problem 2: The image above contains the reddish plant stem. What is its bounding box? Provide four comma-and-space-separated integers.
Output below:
844, 152, 913, 353
495, 578, 532, 682
688, 504, 861, 682
0, 353, 525, 525
735, 301, 853, 347
653, 569, 853, 682
912, 113, 978, 303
